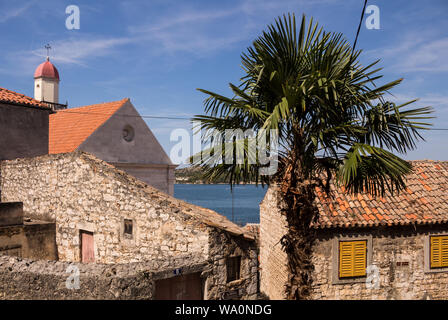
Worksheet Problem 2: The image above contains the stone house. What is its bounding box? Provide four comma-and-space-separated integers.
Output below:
260, 160, 448, 300
0, 152, 258, 300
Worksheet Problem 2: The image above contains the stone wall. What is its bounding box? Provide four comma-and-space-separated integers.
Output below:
113, 163, 175, 196
0, 202, 57, 261
22, 221, 58, 260
0, 221, 57, 262
0, 254, 209, 300
259, 186, 288, 300
312, 225, 448, 300
0, 233, 258, 300
1, 152, 210, 264
205, 228, 258, 300
1, 152, 258, 300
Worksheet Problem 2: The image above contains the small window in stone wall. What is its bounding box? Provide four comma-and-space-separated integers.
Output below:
226, 256, 241, 282
124, 219, 133, 239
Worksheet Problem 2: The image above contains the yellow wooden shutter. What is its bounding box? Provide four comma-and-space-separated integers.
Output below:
430, 236, 448, 268
339, 240, 367, 278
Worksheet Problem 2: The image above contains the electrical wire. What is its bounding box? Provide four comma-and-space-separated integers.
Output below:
54, 108, 448, 130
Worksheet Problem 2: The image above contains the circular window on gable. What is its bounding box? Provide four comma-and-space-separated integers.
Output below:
122, 125, 135, 142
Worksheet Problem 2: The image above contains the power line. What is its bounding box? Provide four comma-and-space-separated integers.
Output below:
56, 109, 448, 131
342, 0, 368, 95
57, 109, 193, 120
352, 0, 368, 55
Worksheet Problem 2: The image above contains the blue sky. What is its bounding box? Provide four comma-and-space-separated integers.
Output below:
1, 0, 448, 161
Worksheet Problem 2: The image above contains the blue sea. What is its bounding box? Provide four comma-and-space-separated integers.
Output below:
174, 184, 267, 225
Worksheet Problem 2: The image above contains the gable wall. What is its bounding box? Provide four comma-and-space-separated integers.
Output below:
77, 101, 175, 195
79, 101, 171, 165
0, 153, 208, 265
113, 163, 174, 195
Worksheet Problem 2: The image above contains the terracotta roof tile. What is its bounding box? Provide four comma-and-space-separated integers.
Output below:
49, 98, 129, 154
309, 161, 448, 229
0, 87, 48, 109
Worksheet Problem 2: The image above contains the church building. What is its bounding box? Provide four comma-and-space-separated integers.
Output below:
36, 56, 176, 195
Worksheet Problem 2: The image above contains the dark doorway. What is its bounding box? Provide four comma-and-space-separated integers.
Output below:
155, 272, 203, 300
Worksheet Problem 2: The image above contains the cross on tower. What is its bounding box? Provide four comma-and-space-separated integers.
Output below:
44, 44, 51, 60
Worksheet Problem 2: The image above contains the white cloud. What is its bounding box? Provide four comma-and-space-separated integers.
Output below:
126, 0, 338, 57
368, 32, 448, 73
1, 35, 135, 78
0, 1, 35, 23
387, 93, 448, 109
36, 37, 134, 66
398, 38, 448, 72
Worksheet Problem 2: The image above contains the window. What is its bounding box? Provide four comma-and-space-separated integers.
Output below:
339, 240, 367, 278
122, 125, 135, 142
226, 256, 241, 282
430, 236, 448, 269
124, 219, 133, 238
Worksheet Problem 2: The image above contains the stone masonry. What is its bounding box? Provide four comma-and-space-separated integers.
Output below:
260, 185, 448, 300
0, 152, 258, 299
259, 186, 288, 300
0, 254, 208, 300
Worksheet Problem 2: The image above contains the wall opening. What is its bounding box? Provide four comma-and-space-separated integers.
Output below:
226, 256, 241, 282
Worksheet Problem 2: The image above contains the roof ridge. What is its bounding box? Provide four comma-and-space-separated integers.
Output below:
49, 98, 129, 153
75, 152, 253, 239
65, 98, 129, 111
0, 86, 48, 108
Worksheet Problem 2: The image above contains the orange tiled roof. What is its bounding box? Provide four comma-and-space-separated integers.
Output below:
49, 98, 129, 154
0, 87, 49, 108
313, 160, 448, 229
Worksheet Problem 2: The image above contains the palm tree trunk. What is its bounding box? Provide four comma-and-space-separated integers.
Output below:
279, 161, 319, 299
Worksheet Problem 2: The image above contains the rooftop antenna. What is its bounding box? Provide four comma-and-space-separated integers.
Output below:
44, 43, 51, 61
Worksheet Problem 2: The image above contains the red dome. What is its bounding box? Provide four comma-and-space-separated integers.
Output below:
34, 58, 59, 80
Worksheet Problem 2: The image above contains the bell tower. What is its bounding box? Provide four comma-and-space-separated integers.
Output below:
34, 44, 60, 104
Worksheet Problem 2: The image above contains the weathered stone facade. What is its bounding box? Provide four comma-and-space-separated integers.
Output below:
260, 186, 448, 300
0, 152, 258, 299
206, 229, 258, 299
0, 255, 207, 300
0, 220, 57, 261
0, 202, 57, 261
259, 187, 288, 300
311, 225, 448, 300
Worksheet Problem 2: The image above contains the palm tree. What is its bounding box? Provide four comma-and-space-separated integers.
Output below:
191, 14, 433, 299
